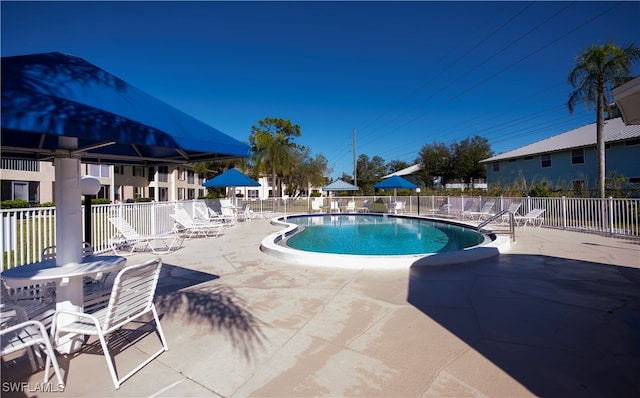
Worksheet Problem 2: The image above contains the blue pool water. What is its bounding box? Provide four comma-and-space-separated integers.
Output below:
285, 214, 485, 255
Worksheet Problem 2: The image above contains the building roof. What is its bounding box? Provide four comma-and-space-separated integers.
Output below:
613, 76, 640, 125
481, 117, 640, 163
383, 164, 422, 178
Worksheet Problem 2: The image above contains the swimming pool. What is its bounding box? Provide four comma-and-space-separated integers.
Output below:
261, 214, 509, 268
286, 214, 484, 255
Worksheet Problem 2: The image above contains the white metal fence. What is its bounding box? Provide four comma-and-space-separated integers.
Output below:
2, 195, 638, 270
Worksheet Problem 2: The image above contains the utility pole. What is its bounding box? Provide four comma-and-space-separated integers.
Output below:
353, 128, 357, 186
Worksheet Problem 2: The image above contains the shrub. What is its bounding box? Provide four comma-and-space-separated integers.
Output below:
529, 184, 550, 197
134, 197, 154, 203
0, 199, 30, 209
368, 203, 388, 213
38, 202, 56, 207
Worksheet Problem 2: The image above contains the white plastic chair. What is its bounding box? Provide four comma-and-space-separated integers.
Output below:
311, 199, 323, 213
1, 275, 56, 330
49, 258, 168, 389
394, 201, 406, 214
1, 303, 65, 388
345, 201, 357, 213
40, 242, 114, 312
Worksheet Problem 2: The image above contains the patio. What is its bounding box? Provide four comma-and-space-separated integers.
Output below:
2, 218, 639, 397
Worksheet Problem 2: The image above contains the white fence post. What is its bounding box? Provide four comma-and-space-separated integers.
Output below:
608, 197, 615, 236
562, 196, 567, 230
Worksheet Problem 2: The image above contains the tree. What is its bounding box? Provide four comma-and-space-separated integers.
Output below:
416, 142, 452, 188
451, 135, 493, 188
282, 147, 330, 197
387, 160, 411, 174
249, 118, 301, 197
356, 154, 388, 194
567, 42, 640, 198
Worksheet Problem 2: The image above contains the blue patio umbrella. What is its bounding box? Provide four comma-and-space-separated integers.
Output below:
1, 52, 249, 164
1, 52, 250, 267
373, 175, 418, 201
203, 168, 261, 188
373, 175, 418, 190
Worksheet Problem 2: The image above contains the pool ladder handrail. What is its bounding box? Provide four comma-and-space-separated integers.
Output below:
476, 210, 516, 243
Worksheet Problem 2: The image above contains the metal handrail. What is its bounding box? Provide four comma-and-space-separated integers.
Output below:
476, 210, 516, 242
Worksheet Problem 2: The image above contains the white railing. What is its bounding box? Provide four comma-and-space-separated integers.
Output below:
2, 196, 638, 269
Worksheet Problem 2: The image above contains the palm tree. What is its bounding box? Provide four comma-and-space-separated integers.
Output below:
249, 118, 301, 198
567, 42, 640, 198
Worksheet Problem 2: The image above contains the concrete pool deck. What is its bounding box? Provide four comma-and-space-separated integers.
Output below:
2, 217, 639, 397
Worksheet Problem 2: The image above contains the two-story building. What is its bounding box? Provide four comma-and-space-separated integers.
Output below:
0, 160, 276, 204
480, 116, 640, 194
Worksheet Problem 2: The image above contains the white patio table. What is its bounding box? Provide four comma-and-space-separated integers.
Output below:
1, 255, 127, 354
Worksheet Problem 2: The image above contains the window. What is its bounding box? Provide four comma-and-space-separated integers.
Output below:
571, 149, 584, 165
158, 166, 168, 183
572, 180, 585, 194
148, 167, 155, 182
187, 189, 196, 200
133, 166, 145, 177
177, 188, 185, 200
114, 165, 123, 175
541, 154, 551, 168
629, 177, 640, 184
248, 189, 259, 199
187, 170, 195, 184
492, 162, 500, 172
134, 186, 144, 199
508, 159, 517, 163
88, 164, 110, 177
177, 168, 186, 181
96, 185, 109, 200
524, 156, 534, 161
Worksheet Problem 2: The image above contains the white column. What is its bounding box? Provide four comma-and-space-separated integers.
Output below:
53, 136, 86, 353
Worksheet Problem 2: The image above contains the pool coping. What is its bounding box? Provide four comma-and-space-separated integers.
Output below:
260, 213, 510, 269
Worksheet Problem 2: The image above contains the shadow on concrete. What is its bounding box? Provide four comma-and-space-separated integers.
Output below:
154, 262, 265, 362
407, 253, 640, 397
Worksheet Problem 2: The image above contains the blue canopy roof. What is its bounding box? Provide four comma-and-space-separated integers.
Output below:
373, 175, 418, 190
203, 168, 261, 187
1, 52, 250, 165
323, 179, 359, 191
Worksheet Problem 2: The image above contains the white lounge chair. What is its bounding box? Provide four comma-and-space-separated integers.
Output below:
500, 202, 522, 224
428, 203, 453, 218
171, 208, 225, 238
358, 200, 371, 213
49, 258, 168, 389
108, 216, 183, 254
236, 204, 252, 222
514, 208, 545, 227
1, 304, 65, 388
464, 201, 495, 221
220, 206, 238, 225
330, 201, 340, 213
393, 201, 406, 214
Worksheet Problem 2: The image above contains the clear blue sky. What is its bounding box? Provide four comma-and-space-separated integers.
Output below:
2, 1, 639, 180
